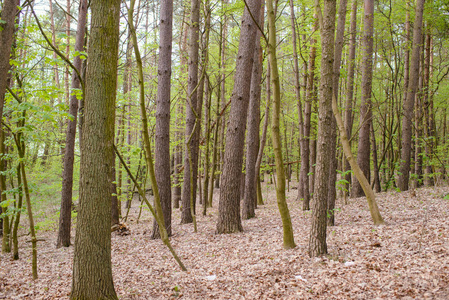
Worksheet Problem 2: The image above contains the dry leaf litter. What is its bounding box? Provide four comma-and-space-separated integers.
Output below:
1, 183, 448, 299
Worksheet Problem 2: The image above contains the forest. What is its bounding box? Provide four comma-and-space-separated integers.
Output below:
0, 0, 448, 298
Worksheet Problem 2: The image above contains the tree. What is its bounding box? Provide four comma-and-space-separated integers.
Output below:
0, 0, 20, 251
181, 0, 200, 225
151, 0, 173, 239
57, 0, 88, 248
298, 18, 318, 210
344, 0, 358, 198
242, 2, 264, 220
328, 0, 348, 226
70, 0, 121, 297
308, 0, 336, 257
352, 0, 375, 198
266, 0, 296, 249
217, 0, 262, 234
398, 0, 426, 191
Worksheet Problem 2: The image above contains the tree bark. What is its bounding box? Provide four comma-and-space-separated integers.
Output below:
344, 0, 358, 196
70, 0, 120, 297
242, 2, 264, 220
423, 31, 434, 187
299, 19, 318, 210
0, 0, 20, 245
217, 0, 262, 234
309, 0, 336, 257
181, 0, 200, 224
352, 0, 374, 198
174, 12, 188, 209
57, 0, 88, 249
398, 0, 425, 191
328, 0, 348, 226
267, 0, 296, 249
151, 0, 173, 239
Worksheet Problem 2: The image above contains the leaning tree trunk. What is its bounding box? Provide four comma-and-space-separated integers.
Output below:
308, 0, 336, 257
398, 0, 425, 191
352, 0, 375, 198
216, 0, 262, 234
151, 0, 173, 239
57, 0, 88, 248
70, 0, 121, 298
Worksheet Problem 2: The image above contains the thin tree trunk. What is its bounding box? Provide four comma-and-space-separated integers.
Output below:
181, 0, 200, 224
12, 165, 22, 260
371, 122, 381, 192
299, 19, 318, 210
57, 0, 88, 248
344, 0, 358, 197
255, 90, 270, 206
152, 0, 173, 239
423, 31, 434, 186
352, 0, 375, 198
174, 11, 188, 209
398, 0, 425, 191
328, 0, 348, 226
267, 0, 296, 249
217, 0, 229, 190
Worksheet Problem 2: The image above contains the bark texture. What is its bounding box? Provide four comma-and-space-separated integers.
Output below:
308, 0, 336, 257
70, 0, 121, 298
217, 0, 262, 234
0, 0, 20, 245
352, 0, 374, 198
344, 0, 358, 195
267, 0, 296, 249
398, 0, 425, 191
299, 19, 317, 210
181, 0, 200, 224
328, 0, 348, 227
152, 0, 173, 239
242, 2, 264, 220
57, 0, 88, 248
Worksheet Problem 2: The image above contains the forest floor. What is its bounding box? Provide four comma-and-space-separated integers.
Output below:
1, 182, 449, 299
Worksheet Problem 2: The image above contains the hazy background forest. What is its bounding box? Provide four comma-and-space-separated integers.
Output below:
0, 0, 448, 298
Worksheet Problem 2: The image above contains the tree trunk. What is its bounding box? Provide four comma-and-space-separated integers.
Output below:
174, 11, 188, 210
217, 0, 229, 190
423, 32, 434, 187
0, 0, 20, 244
299, 19, 318, 210
217, 0, 262, 234
309, 0, 336, 257
152, 0, 173, 239
255, 88, 270, 206
398, 0, 425, 191
70, 0, 120, 297
181, 0, 200, 224
57, 0, 88, 249
242, 2, 264, 220
267, 0, 296, 249
328, 0, 348, 226
352, 0, 374, 198
344, 0, 358, 196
